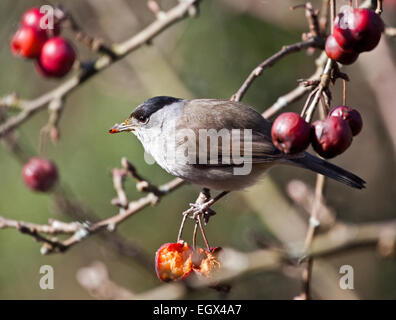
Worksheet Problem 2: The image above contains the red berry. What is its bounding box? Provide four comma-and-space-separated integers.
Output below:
21, 7, 60, 36
271, 112, 312, 154
333, 8, 383, 53
325, 35, 359, 65
312, 117, 353, 159
351, 9, 384, 52
38, 37, 76, 77
155, 241, 193, 282
329, 106, 363, 136
22, 157, 58, 192
10, 26, 48, 58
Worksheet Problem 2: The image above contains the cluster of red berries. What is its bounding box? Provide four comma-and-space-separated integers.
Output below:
271, 106, 362, 159
155, 241, 221, 282
325, 8, 384, 65
22, 157, 58, 192
11, 7, 76, 77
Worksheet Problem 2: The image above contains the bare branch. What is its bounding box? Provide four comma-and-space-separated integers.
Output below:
0, 216, 79, 235
0, 0, 199, 137
50, 175, 185, 254
263, 52, 328, 119
231, 38, 324, 103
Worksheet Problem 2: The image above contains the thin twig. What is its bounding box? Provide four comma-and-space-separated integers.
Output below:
231, 38, 323, 102
330, 0, 336, 32
0, 166, 185, 255
0, 217, 79, 234
263, 52, 328, 119
319, 0, 330, 35
376, 0, 383, 14
304, 58, 334, 122
303, 174, 326, 251
304, 3, 321, 38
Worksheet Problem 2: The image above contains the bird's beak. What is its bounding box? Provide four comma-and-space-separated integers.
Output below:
109, 118, 135, 134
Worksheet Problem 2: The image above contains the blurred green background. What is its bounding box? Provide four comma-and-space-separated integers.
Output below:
0, 0, 396, 299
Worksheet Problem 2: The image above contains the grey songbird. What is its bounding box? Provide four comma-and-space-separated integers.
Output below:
110, 96, 365, 191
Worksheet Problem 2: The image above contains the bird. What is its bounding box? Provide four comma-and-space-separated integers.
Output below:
109, 96, 365, 191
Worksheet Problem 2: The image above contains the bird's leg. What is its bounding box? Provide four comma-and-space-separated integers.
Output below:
190, 190, 229, 223
191, 188, 212, 210
177, 188, 212, 242
190, 188, 216, 224
178, 189, 229, 247
191, 190, 229, 251
201, 188, 211, 200
190, 188, 210, 249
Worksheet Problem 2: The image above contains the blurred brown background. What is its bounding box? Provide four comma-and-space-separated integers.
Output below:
0, 0, 395, 299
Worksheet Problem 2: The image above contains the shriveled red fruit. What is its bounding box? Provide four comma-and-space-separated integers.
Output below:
333, 10, 357, 49
21, 7, 60, 36
351, 9, 384, 52
192, 247, 222, 278
155, 241, 193, 282
325, 35, 359, 65
271, 112, 312, 154
22, 157, 58, 192
329, 106, 363, 136
11, 26, 48, 58
312, 117, 353, 158
38, 37, 76, 77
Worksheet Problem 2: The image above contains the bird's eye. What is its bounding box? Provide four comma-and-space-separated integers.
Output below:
137, 115, 148, 123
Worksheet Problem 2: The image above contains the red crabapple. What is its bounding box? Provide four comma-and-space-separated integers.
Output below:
22, 157, 58, 192
11, 26, 47, 58
271, 112, 312, 154
351, 9, 384, 52
329, 106, 363, 136
325, 35, 359, 65
333, 8, 383, 53
312, 117, 353, 159
38, 37, 76, 77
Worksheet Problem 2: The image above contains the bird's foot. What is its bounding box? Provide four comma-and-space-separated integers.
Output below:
189, 202, 216, 224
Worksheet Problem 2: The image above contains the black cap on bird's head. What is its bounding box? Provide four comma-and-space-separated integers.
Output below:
109, 96, 182, 133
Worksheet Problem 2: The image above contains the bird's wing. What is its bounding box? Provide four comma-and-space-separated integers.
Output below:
175, 99, 290, 166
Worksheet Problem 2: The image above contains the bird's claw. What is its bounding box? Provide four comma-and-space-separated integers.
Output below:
188, 202, 216, 224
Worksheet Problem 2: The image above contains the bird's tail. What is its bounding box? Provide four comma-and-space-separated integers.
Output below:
288, 152, 366, 189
